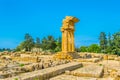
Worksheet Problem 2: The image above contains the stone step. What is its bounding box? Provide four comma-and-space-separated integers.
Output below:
2, 62, 82, 80
50, 74, 97, 80
69, 64, 104, 78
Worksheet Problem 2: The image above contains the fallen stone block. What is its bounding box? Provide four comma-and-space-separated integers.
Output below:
70, 64, 104, 78
4, 62, 82, 80
50, 74, 97, 80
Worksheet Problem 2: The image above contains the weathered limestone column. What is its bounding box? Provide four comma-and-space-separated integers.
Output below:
61, 16, 79, 53
68, 31, 72, 52
61, 30, 64, 51
71, 31, 74, 52
64, 30, 68, 52
53, 16, 80, 60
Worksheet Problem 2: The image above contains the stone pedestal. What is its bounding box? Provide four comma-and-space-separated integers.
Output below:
53, 52, 80, 60
54, 16, 80, 60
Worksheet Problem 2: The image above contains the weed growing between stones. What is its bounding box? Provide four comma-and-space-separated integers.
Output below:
34, 78, 39, 80
14, 78, 18, 80
99, 64, 102, 66
19, 64, 25, 67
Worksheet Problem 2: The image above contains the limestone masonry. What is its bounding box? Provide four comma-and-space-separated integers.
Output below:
61, 16, 79, 52
53, 16, 80, 60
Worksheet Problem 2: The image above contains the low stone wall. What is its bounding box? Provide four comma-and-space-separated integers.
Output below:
12, 57, 38, 63
75, 58, 102, 63
3, 62, 82, 80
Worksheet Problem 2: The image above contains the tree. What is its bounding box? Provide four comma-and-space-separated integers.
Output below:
0, 48, 12, 52
88, 44, 100, 53
111, 32, 120, 55
54, 37, 61, 52
35, 37, 41, 48
46, 35, 56, 50
24, 33, 34, 51
41, 37, 47, 50
0, 48, 2, 52
79, 46, 88, 52
41, 36, 58, 52
15, 41, 26, 51
2, 48, 6, 51
107, 33, 112, 54
75, 47, 81, 52
99, 32, 107, 53
15, 33, 34, 51
108, 33, 112, 46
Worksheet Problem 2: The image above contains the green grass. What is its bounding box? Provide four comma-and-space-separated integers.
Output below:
34, 78, 39, 80
14, 78, 18, 80
19, 63, 25, 67
99, 64, 102, 66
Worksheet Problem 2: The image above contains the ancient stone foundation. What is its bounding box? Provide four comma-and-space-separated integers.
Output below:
3, 62, 82, 80
53, 52, 80, 60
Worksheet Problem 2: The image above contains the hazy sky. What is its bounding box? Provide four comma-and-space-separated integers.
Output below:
0, 0, 120, 48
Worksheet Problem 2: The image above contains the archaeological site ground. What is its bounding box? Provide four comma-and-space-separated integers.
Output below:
0, 16, 120, 80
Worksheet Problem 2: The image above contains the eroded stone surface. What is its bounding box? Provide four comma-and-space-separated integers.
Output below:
61, 16, 79, 52
70, 64, 104, 78
0, 52, 120, 80
50, 74, 97, 80
54, 16, 80, 60
3, 62, 82, 80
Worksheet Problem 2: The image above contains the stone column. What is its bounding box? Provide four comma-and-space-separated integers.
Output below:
69, 30, 72, 52
62, 31, 64, 51
53, 16, 80, 60
61, 16, 79, 53
71, 31, 74, 52
63, 30, 68, 52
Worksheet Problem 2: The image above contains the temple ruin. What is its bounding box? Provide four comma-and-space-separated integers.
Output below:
61, 16, 79, 53
54, 16, 80, 60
